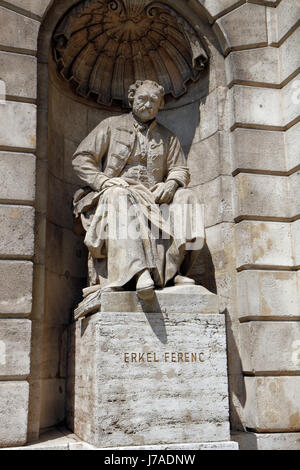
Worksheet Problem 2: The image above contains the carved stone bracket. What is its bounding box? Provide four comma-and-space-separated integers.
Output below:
53, 0, 209, 106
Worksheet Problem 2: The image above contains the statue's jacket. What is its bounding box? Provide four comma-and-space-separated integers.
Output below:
72, 113, 190, 216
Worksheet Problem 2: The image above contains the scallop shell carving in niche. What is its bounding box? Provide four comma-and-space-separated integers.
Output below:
53, 0, 209, 106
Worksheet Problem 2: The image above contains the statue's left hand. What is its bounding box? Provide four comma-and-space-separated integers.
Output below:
152, 180, 179, 204
102, 177, 130, 189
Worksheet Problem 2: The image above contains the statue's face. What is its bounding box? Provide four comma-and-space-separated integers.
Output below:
132, 84, 162, 122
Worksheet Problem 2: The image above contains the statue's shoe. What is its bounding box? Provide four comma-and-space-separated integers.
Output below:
102, 286, 124, 293
174, 275, 196, 286
137, 285, 155, 300
136, 270, 155, 299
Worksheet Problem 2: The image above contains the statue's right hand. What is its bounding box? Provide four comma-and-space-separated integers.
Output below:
102, 177, 130, 189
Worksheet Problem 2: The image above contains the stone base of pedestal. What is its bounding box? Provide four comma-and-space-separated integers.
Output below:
67, 288, 231, 448
74, 285, 220, 319
2, 428, 239, 450
101, 441, 239, 450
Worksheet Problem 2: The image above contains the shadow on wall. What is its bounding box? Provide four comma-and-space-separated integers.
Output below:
157, 73, 218, 295
158, 99, 201, 158
189, 243, 217, 295
158, 69, 209, 158
144, 311, 168, 345
224, 310, 247, 434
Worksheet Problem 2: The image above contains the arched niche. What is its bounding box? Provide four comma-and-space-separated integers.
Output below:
35, 0, 228, 434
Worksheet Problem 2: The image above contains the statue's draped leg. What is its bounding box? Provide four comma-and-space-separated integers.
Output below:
83, 186, 158, 288
81, 184, 205, 289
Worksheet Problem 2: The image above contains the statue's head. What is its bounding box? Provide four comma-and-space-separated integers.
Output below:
128, 80, 165, 122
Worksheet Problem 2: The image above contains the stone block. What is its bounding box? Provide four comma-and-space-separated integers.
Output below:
225, 47, 279, 86
64, 138, 82, 186
236, 221, 293, 268
279, 27, 300, 82
0, 152, 36, 202
62, 228, 87, 279
205, 223, 236, 274
75, 285, 220, 320
0, 205, 35, 257
0, 260, 33, 314
45, 221, 63, 275
47, 173, 78, 230
102, 441, 239, 450
198, 0, 242, 19
39, 378, 66, 429
159, 101, 202, 152
37, 62, 49, 112
0, 381, 29, 447
44, 270, 86, 326
217, 130, 232, 174
0, 52, 37, 99
237, 270, 300, 319
34, 211, 46, 266
199, 89, 219, 140
188, 131, 232, 186
226, 27, 300, 86
233, 431, 300, 450
235, 174, 290, 219
231, 128, 286, 172
8, 0, 51, 18
292, 219, 300, 266
87, 106, 117, 135
196, 176, 234, 226
282, 74, 300, 125
49, 132, 82, 186
36, 100, 48, 158
102, 285, 219, 314
240, 322, 300, 373
206, 43, 228, 93
40, 324, 68, 379
214, 4, 267, 54
49, 90, 88, 143
286, 122, 300, 171
0, 7, 40, 51
244, 376, 300, 432
188, 137, 219, 186
267, 0, 300, 44
46, 222, 87, 278
0, 319, 31, 377
69, 311, 231, 447
4, 428, 72, 450
47, 131, 64, 180
229, 85, 282, 129
0, 101, 36, 150
25, 378, 40, 442
214, 270, 237, 315
3, 435, 239, 450
290, 170, 300, 217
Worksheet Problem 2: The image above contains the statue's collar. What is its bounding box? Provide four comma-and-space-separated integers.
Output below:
131, 113, 157, 133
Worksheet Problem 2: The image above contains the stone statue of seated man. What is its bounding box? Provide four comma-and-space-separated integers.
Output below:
72, 80, 205, 299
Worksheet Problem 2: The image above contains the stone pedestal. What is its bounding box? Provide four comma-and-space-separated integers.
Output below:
67, 286, 234, 448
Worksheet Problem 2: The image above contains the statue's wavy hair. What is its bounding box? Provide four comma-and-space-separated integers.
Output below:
128, 80, 165, 109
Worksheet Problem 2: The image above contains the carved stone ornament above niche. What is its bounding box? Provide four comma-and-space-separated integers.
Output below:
52, 0, 209, 106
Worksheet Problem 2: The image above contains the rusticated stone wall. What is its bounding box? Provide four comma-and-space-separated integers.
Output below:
0, 0, 299, 450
